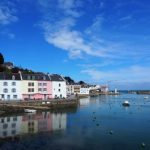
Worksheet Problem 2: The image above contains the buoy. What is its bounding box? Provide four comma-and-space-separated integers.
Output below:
96, 123, 100, 126
109, 130, 114, 135
141, 142, 146, 148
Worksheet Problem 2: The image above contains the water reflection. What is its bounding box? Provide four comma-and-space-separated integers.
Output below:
79, 98, 90, 106
0, 112, 67, 139
0, 116, 22, 139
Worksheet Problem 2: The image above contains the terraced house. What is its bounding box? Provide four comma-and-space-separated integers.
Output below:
49, 74, 66, 98
0, 73, 22, 100
21, 74, 52, 100
0, 72, 66, 101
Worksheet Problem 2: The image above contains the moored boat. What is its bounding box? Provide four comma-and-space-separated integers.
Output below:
24, 109, 36, 113
122, 100, 130, 107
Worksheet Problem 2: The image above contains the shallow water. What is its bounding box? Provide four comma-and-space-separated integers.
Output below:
0, 94, 150, 150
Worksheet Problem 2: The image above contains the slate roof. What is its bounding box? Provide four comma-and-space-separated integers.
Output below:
0, 72, 21, 80
49, 74, 65, 81
21, 74, 50, 81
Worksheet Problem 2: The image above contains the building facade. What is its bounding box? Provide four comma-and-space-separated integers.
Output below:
0, 73, 22, 100
50, 74, 66, 98
80, 87, 90, 95
21, 74, 52, 100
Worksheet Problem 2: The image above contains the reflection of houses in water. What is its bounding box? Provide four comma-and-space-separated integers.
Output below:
21, 112, 67, 134
0, 112, 67, 139
38, 112, 52, 132
0, 116, 22, 138
79, 98, 90, 106
21, 114, 38, 134
52, 113, 67, 130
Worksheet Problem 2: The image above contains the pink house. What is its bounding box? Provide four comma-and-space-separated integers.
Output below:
36, 80, 52, 100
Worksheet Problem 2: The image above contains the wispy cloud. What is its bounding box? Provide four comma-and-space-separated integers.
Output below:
0, 29, 15, 39
40, 0, 111, 59
58, 0, 82, 17
119, 15, 132, 21
0, 3, 18, 25
38, 0, 149, 62
78, 60, 115, 69
81, 66, 150, 83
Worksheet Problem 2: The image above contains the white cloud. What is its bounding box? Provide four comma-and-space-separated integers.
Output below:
39, 0, 149, 62
44, 26, 108, 58
78, 60, 115, 68
58, 0, 82, 17
7, 32, 15, 39
119, 15, 132, 21
81, 66, 150, 83
0, 5, 18, 25
85, 15, 103, 35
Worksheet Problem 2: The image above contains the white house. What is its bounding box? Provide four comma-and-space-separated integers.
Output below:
49, 74, 66, 98
80, 87, 90, 95
0, 73, 22, 100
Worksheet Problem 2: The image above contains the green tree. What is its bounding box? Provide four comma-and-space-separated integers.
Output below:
11, 67, 20, 73
78, 81, 85, 85
64, 76, 75, 84
0, 53, 4, 64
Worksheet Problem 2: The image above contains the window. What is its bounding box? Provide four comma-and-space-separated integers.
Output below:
12, 123, 16, 128
13, 95, 17, 99
1, 94, 4, 98
38, 88, 42, 92
7, 95, 10, 100
32, 76, 35, 80
3, 131, 7, 137
12, 75, 15, 80
28, 82, 34, 86
58, 89, 61, 92
7, 117, 10, 122
27, 76, 31, 80
43, 88, 47, 92
28, 82, 31, 86
43, 83, 47, 86
1, 118, 4, 123
11, 130, 16, 135
3, 124, 8, 129
12, 82, 16, 86
3, 82, 8, 86
13, 117, 17, 121
12, 88, 16, 93
3, 88, 8, 93
38, 83, 42, 86
28, 88, 34, 92
59, 83, 61, 87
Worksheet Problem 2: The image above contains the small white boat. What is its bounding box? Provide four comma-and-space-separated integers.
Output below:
122, 100, 130, 106
144, 96, 148, 99
24, 109, 36, 113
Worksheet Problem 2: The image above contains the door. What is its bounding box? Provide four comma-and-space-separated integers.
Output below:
7, 95, 10, 100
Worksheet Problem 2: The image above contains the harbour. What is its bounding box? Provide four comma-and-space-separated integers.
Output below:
0, 94, 150, 150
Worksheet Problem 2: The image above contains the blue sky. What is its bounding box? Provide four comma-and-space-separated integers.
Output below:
0, 0, 150, 90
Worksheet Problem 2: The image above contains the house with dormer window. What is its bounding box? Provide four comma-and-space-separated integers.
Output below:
0, 73, 22, 100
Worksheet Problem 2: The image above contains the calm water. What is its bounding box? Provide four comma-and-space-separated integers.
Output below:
0, 94, 150, 150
